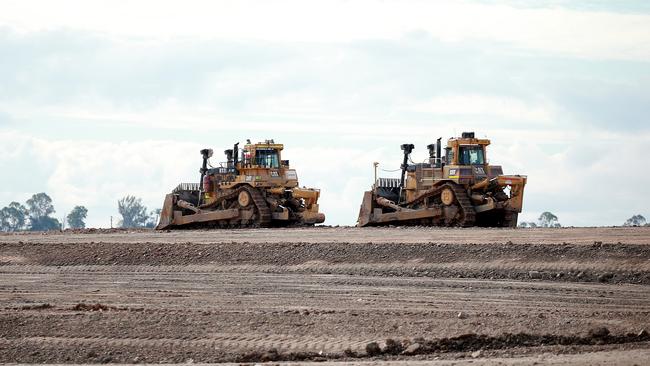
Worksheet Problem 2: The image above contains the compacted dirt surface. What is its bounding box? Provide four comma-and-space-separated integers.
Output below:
1, 227, 649, 365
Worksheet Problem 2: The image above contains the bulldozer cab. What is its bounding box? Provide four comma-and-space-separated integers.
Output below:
457, 145, 485, 165
253, 148, 280, 168
445, 132, 490, 167
223, 140, 299, 189
241, 140, 285, 170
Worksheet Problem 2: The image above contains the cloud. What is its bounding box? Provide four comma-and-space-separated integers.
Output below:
2, 0, 650, 60
553, 84, 650, 131
0, 131, 201, 227
406, 94, 555, 122
476, 0, 650, 14
488, 129, 650, 226
2, 28, 648, 139
0, 28, 295, 107
2, 25, 648, 132
0, 111, 11, 126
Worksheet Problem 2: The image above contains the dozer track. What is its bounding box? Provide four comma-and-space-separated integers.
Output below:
360, 182, 476, 227
404, 182, 476, 227
448, 183, 476, 227
172, 185, 272, 229
247, 187, 272, 227
213, 185, 271, 228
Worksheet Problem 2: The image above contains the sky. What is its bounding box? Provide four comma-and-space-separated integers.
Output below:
0, 0, 649, 228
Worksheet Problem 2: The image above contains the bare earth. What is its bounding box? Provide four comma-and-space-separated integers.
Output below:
1, 227, 649, 365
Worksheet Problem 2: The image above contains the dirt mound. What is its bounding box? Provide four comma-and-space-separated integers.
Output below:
71, 303, 116, 311
3, 240, 650, 284
19, 303, 53, 310
385, 330, 649, 356
227, 330, 650, 363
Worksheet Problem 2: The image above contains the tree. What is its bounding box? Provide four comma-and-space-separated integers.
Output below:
26, 193, 55, 218
26, 193, 61, 231
118, 195, 149, 228
67, 206, 88, 229
29, 216, 62, 231
0, 202, 28, 232
623, 214, 646, 227
538, 212, 561, 228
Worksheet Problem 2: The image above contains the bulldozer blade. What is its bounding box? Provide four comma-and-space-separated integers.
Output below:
156, 194, 175, 230
156, 193, 241, 229
357, 191, 373, 227
358, 189, 444, 227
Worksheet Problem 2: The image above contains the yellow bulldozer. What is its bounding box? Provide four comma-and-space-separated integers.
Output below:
156, 139, 325, 229
358, 132, 526, 227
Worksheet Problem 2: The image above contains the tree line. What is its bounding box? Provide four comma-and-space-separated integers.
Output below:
0, 193, 160, 232
0, 193, 87, 232
519, 212, 649, 228
623, 214, 648, 227
117, 195, 161, 228
519, 211, 562, 228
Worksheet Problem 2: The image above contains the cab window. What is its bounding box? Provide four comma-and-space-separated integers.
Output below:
458, 146, 485, 165
445, 147, 453, 165
255, 149, 280, 168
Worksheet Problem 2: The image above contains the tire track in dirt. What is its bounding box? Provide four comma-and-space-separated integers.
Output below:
2, 268, 649, 344
0, 334, 373, 353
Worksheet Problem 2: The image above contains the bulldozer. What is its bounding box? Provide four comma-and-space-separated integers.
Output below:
357, 132, 526, 228
156, 139, 325, 229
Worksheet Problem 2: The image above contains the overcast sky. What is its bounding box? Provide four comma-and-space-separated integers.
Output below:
1, 0, 649, 227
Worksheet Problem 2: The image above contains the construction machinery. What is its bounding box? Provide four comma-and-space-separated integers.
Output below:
358, 132, 526, 228
156, 139, 325, 229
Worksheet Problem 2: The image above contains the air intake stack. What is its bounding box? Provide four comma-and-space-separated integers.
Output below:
400, 144, 415, 190
426, 138, 443, 168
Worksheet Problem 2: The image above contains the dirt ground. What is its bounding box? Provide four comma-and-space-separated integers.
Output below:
1, 227, 649, 364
